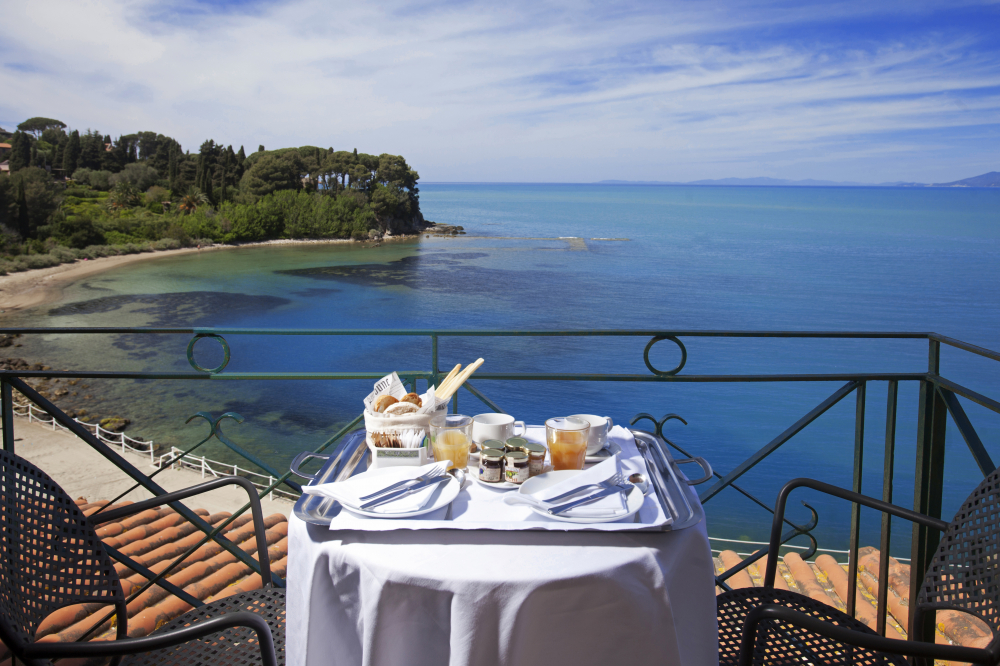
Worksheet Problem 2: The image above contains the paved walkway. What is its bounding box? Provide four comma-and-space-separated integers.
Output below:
10, 419, 294, 517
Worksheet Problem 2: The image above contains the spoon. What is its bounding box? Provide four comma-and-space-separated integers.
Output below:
445, 467, 466, 520
628, 472, 650, 494
448, 467, 467, 489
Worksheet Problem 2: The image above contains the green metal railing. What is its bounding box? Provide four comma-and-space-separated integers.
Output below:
1, 327, 998, 646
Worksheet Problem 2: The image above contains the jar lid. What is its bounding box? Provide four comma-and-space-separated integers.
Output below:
522, 442, 546, 455
481, 448, 505, 461
505, 437, 529, 448
482, 439, 505, 450
504, 450, 528, 462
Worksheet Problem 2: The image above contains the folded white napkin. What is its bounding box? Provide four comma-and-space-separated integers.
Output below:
503, 455, 627, 518
302, 460, 450, 515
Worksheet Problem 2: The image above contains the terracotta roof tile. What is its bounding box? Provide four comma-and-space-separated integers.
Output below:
716, 545, 997, 656
7, 499, 290, 659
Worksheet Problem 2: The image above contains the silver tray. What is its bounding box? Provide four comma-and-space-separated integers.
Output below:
290, 428, 711, 531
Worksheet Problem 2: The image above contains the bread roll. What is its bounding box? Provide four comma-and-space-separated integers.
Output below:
373, 395, 398, 413
383, 401, 418, 416
401, 392, 423, 407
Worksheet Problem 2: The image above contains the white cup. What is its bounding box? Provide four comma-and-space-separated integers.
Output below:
472, 413, 526, 444
568, 414, 614, 454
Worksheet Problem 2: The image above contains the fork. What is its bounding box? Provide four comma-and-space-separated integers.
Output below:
535, 468, 626, 504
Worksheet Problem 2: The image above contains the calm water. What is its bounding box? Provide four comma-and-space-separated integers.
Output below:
8, 184, 1000, 555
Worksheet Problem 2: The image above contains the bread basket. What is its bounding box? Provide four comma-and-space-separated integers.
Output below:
363, 374, 446, 467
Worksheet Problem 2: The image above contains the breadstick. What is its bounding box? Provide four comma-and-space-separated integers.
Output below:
434, 364, 462, 398
436, 364, 461, 397
437, 358, 484, 402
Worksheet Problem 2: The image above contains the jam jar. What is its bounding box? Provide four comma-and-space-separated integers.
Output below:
504, 450, 530, 484
504, 437, 529, 454
479, 448, 505, 483
522, 441, 547, 477
481, 439, 505, 454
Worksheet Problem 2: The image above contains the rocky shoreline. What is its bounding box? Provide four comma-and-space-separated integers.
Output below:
0, 352, 133, 432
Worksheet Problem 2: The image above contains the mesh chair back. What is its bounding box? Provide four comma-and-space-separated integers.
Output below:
918, 465, 1000, 633
0, 449, 124, 649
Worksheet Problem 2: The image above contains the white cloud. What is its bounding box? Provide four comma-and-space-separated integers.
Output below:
0, 0, 997, 182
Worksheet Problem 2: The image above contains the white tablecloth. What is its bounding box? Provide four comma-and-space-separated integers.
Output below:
287, 484, 718, 666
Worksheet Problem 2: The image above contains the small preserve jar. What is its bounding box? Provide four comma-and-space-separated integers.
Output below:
481, 439, 505, 453
504, 450, 530, 484
522, 441, 547, 477
504, 437, 529, 454
479, 448, 505, 483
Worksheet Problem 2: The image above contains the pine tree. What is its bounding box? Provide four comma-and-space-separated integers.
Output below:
220, 149, 230, 203
195, 155, 205, 192
9, 132, 31, 171
63, 130, 81, 175
258, 145, 264, 153
53, 140, 64, 174
15, 177, 29, 238
168, 146, 177, 183
204, 167, 214, 203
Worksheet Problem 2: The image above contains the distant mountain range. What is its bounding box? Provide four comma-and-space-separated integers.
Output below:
597, 171, 1000, 188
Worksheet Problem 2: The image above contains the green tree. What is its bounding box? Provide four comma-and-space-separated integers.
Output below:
107, 181, 142, 210
72, 168, 113, 190
110, 162, 160, 191
8, 132, 32, 172
238, 153, 303, 200
17, 117, 66, 138
7, 168, 59, 238
14, 176, 29, 238
41, 127, 66, 145
79, 130, 104, 170
168, 145, 178, 184
63, 130, 81, 175
53, 209, 105, 248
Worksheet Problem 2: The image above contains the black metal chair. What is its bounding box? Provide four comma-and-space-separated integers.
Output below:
0, 448, 285, 666
718, 470, 1000, 665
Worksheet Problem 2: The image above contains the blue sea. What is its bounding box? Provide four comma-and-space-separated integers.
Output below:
8, 183, 1000, 556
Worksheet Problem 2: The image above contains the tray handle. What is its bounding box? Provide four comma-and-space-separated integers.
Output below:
674, 457, 713, 485
290, 451, 331, 481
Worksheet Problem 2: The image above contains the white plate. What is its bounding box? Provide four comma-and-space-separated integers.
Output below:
471, 469, 522, 491
518, 470, 644, 524
339, 468, 461, 519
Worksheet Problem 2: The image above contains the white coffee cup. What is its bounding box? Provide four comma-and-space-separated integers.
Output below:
569, 414, 614, 454
472, 413, 526, 444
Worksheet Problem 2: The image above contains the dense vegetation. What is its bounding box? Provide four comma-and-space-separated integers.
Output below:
0, 117, 426, 274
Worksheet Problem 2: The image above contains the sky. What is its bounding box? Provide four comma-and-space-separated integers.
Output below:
1, 0, 998, 183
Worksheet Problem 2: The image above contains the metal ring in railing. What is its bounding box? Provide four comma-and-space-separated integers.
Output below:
186, 333, 231, 373
643, 335, 688, 376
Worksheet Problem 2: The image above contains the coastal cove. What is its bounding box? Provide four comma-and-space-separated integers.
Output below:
3, 183, 1000, 555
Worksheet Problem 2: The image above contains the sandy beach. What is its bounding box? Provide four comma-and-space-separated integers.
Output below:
0, 236, 420, 313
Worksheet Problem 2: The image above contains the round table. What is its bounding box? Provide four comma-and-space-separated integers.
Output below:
286, 501, 717, 666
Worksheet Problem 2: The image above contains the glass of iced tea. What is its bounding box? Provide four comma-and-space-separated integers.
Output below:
546, 417, 591, 470
430, 414, 473, 470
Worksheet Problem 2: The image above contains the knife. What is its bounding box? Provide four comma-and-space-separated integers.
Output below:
359, 475, 450, 510
548, 485, 628, 515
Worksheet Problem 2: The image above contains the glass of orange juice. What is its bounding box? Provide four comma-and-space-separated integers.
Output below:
430, 414, 473, 470
546, 417, 591, 470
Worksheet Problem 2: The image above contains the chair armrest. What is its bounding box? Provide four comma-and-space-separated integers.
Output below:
738, 603, 995, 666
24, 610, 277, 666
762, 477, 949, 587
89, 476, 271, 586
